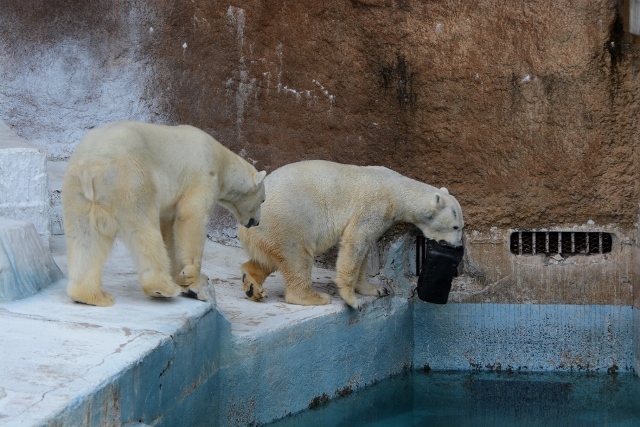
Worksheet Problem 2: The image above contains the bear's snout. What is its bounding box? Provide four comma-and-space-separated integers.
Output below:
246, 218, 259, 228
438, 239, 464, 251
246, 284, 254, 298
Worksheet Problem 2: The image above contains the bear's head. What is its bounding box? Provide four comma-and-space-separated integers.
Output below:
219, 169, 267, 228
416, 190, 464, 249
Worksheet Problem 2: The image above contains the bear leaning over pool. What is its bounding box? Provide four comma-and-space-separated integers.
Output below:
238, 160, 464, 310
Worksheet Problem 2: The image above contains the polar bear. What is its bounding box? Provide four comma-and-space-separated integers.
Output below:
62, 121, 266, 306
238, 160, 464, 309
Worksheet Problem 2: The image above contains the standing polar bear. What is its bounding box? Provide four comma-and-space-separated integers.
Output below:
238, 160, 464, 310
63, 121, 266, 306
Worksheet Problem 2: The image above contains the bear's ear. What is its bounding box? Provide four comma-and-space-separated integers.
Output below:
254, 170, 267, 186
439, 187, 449, 195
432, 192, 445, 210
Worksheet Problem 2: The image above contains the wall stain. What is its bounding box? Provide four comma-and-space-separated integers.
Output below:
336, 385, 353, 397
380, 54, 418, 111
607, 9, 625, 75
308, 393, 330, 409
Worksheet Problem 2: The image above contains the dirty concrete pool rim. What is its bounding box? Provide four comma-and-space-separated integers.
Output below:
159, 301, 635, 426
60, 301, 637, 426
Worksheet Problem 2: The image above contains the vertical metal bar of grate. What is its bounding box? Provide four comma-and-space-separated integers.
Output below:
558, 232, 562, 254
586, 232, 589, 254
518, 232, 523, 255
532, 232, 536, 255
599, 232, 603, 255
546, 232, 549, 253
571, 232, 575, 254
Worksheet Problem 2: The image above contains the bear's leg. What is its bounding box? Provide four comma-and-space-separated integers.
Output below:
281, 257, 331, 306
66, 217, 116, 306
119, 213, 181, 299
160, 217, 178, 279
172, 199, 210, 301
354, 249, 390, 297
334, 237, 371, 310
241, 259, 272, 301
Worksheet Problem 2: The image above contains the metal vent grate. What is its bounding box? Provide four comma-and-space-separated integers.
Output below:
510, 232, 612, 256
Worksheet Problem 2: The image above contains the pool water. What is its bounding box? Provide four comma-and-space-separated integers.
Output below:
265, 370, 640, 427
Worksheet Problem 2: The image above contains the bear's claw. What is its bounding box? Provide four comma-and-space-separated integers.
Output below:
184, 289, 199, 298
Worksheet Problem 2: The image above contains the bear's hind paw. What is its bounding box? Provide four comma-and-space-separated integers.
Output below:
285, 290, 331, 306
71, 290, 116, 307
245, 282, 268, 301
142, 280, 181, 299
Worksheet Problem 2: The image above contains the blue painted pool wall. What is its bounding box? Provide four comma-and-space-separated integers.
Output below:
43, 299, 637, 427
414, 303, 633, 373
44, 306, 230, 427
634, 307, 640, 376
213, 297, 413, 426
164, 301, 634, 426
153, 307, 231, 427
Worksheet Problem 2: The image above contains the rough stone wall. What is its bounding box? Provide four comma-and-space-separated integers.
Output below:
1, 0, 639, 304
0, 0, 164, 159
146, 0, 640, 232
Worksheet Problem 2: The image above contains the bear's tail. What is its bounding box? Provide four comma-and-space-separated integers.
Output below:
78, 169, 118, 237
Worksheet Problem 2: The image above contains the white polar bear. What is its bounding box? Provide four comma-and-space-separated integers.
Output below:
62, 121, 266, 306
238, 160, 464, 309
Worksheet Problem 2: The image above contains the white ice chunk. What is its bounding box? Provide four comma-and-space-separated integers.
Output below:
0, 218, 63, 302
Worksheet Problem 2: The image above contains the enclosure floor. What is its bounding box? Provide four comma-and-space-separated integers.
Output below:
0, 235, 356, 426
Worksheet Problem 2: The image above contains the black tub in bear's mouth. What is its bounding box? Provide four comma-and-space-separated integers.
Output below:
417, 239, 464, 304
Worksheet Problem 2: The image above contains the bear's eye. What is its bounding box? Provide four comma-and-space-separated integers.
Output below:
453, 226, 459, 230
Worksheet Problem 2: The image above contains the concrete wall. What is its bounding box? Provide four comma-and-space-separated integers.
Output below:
415, 303, 633, 373
0, 121, 50, 245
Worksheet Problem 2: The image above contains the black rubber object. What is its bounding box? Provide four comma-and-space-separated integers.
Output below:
417, 239, 464, 304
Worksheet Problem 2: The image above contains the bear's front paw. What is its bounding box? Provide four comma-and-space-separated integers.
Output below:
355, 282, 390, 298
377, 286, 390, 297
243, 273, 268, 302
181, 274, 209, 301
179, 264, 200, 287
344, 295, 361, 311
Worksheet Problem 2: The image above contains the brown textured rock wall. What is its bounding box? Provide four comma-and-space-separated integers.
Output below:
143, 0, 640, 232
2, 0, 638, 231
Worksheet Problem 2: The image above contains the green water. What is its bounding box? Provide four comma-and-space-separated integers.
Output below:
265, 371, 640, 427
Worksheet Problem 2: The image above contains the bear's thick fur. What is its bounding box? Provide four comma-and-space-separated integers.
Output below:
238, 160, 464, 309
63, 121, 266, 306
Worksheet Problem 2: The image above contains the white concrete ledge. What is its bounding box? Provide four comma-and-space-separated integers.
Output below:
0, 121, 50, 245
